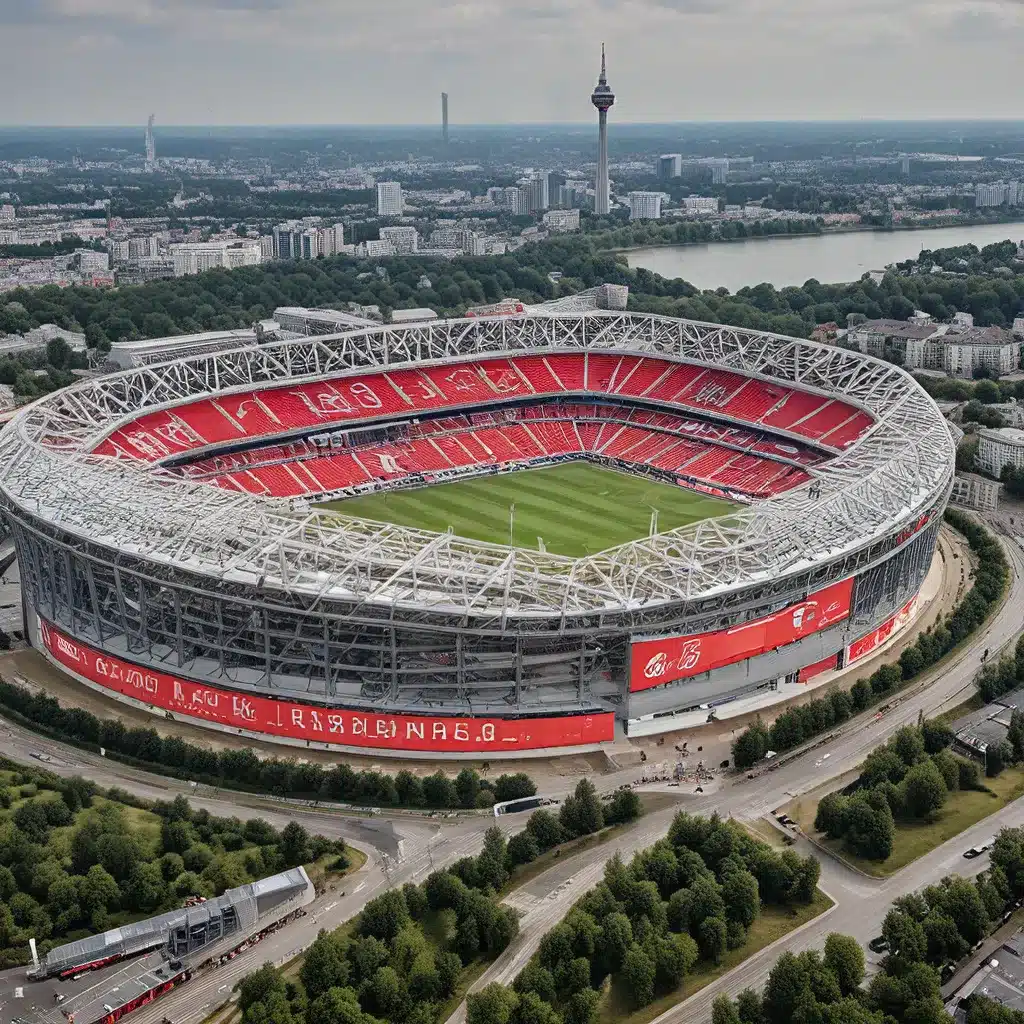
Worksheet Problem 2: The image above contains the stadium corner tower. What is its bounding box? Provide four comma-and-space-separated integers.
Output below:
0, 311, 955, 758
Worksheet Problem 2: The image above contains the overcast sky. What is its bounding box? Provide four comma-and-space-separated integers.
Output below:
5, 0, 1024, 125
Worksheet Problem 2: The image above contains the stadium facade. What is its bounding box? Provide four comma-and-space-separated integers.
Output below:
0, 311, 955, 757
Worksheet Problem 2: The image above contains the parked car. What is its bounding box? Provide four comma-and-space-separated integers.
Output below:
868, 936, 889, 953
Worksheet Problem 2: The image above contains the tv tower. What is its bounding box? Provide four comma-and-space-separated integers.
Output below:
144, 114, 156, 169
590, 44, 614, 216
441, 92, 449, 145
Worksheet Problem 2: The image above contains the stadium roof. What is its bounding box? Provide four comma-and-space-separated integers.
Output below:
0, 312, 955, 619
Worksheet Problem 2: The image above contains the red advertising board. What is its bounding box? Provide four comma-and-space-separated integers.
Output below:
39, 620, 614, 753
630, 577, 854, 692
798, 653, 839, 683
846, 595, 918, 665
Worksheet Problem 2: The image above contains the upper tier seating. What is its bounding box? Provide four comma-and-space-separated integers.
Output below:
92, 354, 871, 463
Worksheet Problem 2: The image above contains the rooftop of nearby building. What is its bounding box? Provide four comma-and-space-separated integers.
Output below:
980, 427, 1024, 446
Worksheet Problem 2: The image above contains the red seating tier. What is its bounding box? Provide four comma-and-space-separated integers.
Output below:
93, 353, 870, 464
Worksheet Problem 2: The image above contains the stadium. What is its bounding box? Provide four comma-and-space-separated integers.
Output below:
0, 306, 955, 757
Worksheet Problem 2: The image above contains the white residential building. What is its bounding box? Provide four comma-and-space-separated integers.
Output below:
362, 238, 397, 258
379, 226, 418, 254
0, 205, 15, 221
978, 427, 1024, 478
376, 181, 404, 217
682, 195, 719, 214
976, 182, 1009, 207
170, 241, 262, 277
318, 223, 345, 257
628, 192, 663, 221
77, 249, 110, 273
951, 472, 1002, 512
542, 209, 581, 233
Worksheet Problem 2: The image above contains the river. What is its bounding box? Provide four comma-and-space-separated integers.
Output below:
625, 221, 1024, 292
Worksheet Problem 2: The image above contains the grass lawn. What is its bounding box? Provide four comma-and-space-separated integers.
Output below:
597, 890, 834, 1024
321, 462, 735, 557
796, 768, 1024, 878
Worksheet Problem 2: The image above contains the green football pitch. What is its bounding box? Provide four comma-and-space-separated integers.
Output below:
322, 463, 736, 557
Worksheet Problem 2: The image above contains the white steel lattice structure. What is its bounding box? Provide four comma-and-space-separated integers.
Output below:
0, 312, 955, 755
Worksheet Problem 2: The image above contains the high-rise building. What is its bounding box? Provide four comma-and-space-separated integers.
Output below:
976, 183, 1009, 208
628, 192, 663, 221
145, 114, 156, 169
901, 155, 911, 175
590, 45, 615, 216
523, 174, 549, 213
318, 223, 346, 256
377, 182, 404, 217
658, 154, 682, 180
442, 93, 449, 145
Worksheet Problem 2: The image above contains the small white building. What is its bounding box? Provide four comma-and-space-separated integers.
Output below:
379, 226, 418, 254
391, 308, 438, 324
542, 209, 581, 233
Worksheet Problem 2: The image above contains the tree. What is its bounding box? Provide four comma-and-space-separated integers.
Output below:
722, 870, 760, 929
467, 983, 519, 1024
300, 930, 350, 999
361, 888, 410, 941
507, 830, 540, 867
494, 774, 536, 802
900, 760, 948, 820
698, 917, 728, 963
823, 933, 864, 995
456, 769, 482, 809
841, 794, 894, 861
237, 962, 286, 1013
712, 996, 743, 1024
279, 821, 310, 866
369, 965, 407, 1019
525, 810, 563, 850
599, 912, 634, 973
732, 720, 770, 769
814, 793, 847, 839
559, 779, 604, 838
604, 788, 642, 825
881, 908, 928, 968
436, 950, 463, 997
621, 944, 656, 1009
423, 772, 458, 808
563, 988, 600, 1024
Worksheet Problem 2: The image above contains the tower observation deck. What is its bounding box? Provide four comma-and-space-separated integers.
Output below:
591, 45, 614, 215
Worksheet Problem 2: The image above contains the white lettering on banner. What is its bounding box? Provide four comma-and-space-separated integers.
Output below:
232, 696, 256, 722
349, 382, 382, 409
444, 368, 478, 392
352, 718, 366, 736
407, 722, 424, 740
454, 723, 469, 742
375, 720, 396, 738
309, 709, 323, 732
644, 652, 668, 679
675, 639, 702, 671
189, 688, 220, 710
327, 714, 344, 734
154, 421, 199, 450
56, 635, 82, 663
432, 722, 447, 740
481, 724, 495, 742
486, 369, 521, 393
291, 708, 303, 729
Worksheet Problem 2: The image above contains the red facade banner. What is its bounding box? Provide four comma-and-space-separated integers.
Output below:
798, 653, 839, 683
846, 596, 918, 665
629, 577, 854, 692
39, 621, 614, 753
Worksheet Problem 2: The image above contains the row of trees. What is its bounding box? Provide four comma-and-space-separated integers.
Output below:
0, 676, 535, 811
0, 764, 345, 968
235, 781, 641, 1024
732, 511, 1009, 770
813, 723, 981, 861
465, 812, 820, 1024
7, 236, 1024, 359
711, 826, 1024, 1024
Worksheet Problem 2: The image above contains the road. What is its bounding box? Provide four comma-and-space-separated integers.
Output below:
2, 521, 1022, 1024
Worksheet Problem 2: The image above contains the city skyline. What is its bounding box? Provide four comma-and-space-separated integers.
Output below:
2, 0, 1022, 125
